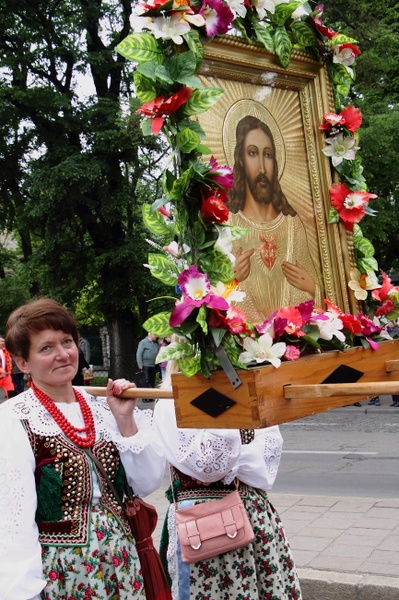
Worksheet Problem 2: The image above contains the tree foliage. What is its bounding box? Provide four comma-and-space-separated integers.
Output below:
324, 0, 399, 274
0, 0, 168, 376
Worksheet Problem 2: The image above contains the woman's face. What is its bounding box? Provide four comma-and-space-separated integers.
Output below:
16, 329, 79, 389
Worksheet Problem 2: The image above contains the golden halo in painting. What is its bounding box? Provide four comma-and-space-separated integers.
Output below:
222, 99, 286, 179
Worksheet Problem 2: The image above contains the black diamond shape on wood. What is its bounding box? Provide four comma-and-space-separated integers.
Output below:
190, 388, 237, 418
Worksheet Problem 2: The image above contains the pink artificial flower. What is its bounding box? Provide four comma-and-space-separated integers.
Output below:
170, 265, 229, 326
330, 183, 377, 232
200, 0, 234, 37
275, 305, 303, 335
340, 313, 363, 336
208, 156, 234, 189
158, 206, 171, 218
320, 112, 345, 131
284, 345, 301, 361
320, 105, 362, 133
310, 4, 336, 40
136, 87, 192, 135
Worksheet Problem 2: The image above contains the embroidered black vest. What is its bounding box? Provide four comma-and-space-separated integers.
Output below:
24, 422, 131, 546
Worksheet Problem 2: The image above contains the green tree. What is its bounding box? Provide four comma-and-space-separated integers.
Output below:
324, 0, 399, 274
0, 0, 168, 377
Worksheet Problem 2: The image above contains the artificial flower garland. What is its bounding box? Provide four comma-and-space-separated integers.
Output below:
117, 1, 399, 377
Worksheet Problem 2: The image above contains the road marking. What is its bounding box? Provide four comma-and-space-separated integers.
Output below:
283, 450, 378, 455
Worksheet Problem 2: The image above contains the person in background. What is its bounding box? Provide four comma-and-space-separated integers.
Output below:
79, 335, 91, 363
0, 335, 14, 400
153, 358, 302, 600
7, 357, 25, 397
136, 331, 159, 401
368, 396, 381, 406
72, 346, 90, 386
0, 297, 166, 599
157, 336, 171, 381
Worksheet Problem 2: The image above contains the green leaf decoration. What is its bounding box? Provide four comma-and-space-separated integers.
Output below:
328, 62, 353, 87
196, 305, 208, 334
291, 21, 316, 48
182, 30, 204, 67
156, 341, 196, 363
142, 204, 172, 236
143, 312, 174, 337
153, 64, 175, 85
140, 118, 153, 137
329, 33, 358, 46
116, 33, 164, 65
210, 327, 227, 348
190, 220, 206, 248
133, 71, 157, 103
169, 166, 194, 201
176, 127, 201, 153
274, 1, 302, 24
162, 169, 177, 196
178, 119, 206, 139
147, 253, 178, 286
274, 26, 293, 68
180, 88, 224, 118
358, 257, 379, 272
253, 22, 275, 53
169, 51, 198, 82
177, 356, 201, 377
355, 237, 375, 258
328, 207, 339, 223
200, 250, 234, 284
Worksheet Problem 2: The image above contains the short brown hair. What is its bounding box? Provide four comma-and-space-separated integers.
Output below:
5, 297, 79, 360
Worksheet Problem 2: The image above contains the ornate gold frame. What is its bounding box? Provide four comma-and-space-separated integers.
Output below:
197, 35, 358, 314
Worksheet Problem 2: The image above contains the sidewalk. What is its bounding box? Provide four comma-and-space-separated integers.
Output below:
145, 476, 399, 599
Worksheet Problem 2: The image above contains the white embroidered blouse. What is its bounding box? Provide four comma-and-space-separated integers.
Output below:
153, 398, 283, 489
0, 388, 166, 600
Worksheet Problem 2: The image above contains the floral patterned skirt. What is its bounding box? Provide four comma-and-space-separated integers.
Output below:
40, 503, 145, 600
165, 486, 302, 600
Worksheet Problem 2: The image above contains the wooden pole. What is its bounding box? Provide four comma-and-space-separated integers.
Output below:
83, 386, 173, 399
285, 381, 399, 399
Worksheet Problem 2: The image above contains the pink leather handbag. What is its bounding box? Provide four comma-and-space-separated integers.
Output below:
175, 489, 255, 563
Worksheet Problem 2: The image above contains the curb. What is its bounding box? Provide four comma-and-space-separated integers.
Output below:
298, 568, 399, 600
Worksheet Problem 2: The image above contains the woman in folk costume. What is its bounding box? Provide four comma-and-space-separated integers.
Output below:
0, 297, 166, 600
0, 335, 14, 398
154, 361, 302, 600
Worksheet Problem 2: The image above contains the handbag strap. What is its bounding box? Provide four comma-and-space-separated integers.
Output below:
169, 466, 239, 507
85, 447, 124, 506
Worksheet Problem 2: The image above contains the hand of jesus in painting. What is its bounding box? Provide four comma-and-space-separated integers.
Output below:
233, 247, 255, 283
282, 261, 316, 296
106, 378, 138, 437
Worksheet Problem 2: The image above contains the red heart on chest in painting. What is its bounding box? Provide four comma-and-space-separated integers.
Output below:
259, 234, 277, 270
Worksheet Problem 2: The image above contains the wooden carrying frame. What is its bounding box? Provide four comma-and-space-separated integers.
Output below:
86, 339, 399, 429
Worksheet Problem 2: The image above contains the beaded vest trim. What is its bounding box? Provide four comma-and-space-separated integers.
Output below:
24, 422, 131, 546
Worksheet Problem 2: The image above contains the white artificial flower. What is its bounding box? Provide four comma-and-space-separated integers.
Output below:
250, 0, 275, 21
149, 13, 191, 45
212, 282, 246, 304
239, 332, 286, 368
322, 132, 357, 167
348, 268, 380, 300
226, 0, 247, 18
312, 313, 346, 342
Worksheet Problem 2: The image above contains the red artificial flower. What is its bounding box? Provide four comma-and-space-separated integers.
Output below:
372, 271, 399, 302
338, 42, 361, 59
200, 194, 229, 224
330, 183, 376, 232
136, 87, 192, 135
310, 4, 336, 40
340, 313, 362, 335
374, 299, 395, 317
339, 105, 362, 132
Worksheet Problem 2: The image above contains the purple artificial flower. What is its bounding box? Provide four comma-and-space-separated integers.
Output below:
200, 0, 234, 37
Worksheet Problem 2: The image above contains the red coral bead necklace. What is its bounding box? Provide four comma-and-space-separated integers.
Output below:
31, 382, 96, 447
